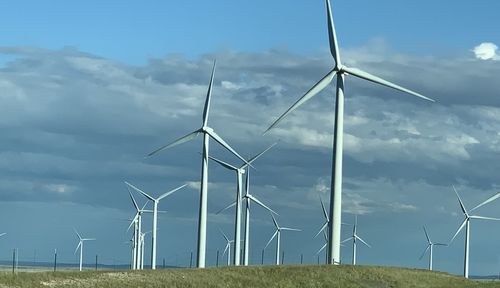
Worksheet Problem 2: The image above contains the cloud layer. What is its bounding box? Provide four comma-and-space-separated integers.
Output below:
1, 42, 500, 274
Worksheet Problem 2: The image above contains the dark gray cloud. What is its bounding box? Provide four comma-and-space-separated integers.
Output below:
1, 43, 500, 275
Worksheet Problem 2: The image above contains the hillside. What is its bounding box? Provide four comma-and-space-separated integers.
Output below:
1, 265, 499, 288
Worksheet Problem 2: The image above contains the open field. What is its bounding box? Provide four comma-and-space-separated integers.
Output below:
1, 265, 499, 288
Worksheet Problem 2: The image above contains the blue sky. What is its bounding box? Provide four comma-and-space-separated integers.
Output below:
1, 0, 500, 277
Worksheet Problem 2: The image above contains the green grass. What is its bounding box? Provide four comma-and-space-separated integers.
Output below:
1, 265, 499, 288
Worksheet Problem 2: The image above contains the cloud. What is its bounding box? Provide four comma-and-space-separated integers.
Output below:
472, 42, 500, 60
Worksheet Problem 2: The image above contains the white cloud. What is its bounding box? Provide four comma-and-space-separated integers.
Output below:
473, 42, 500, 60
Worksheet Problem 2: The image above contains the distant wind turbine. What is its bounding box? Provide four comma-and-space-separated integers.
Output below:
419, 226, 446, 271
126, 188, 155, 270
0, 233, 6, 238
220, 229, 234, 266
264, 215, 300, 265
449, 186, 500, 278
209, 142, 277, 265
264, 0, 433, 265
73, 229, 95, 272
147, 60, 249, 268
125, 181, 187, 270
341, 216, 370, 265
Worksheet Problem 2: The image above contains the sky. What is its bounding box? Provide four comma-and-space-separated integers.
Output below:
1, 0, 500, 276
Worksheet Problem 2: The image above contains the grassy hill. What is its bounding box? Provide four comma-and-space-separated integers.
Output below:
1, 265, 499, 288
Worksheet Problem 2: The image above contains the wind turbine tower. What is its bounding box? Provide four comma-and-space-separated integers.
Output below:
264, 0, 433, 265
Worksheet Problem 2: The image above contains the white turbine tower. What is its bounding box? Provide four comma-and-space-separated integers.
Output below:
264, 0, 433, 265
73, 229, 95, 271
209, 142, 277, 265
125, 181, 187, 270
220, 229, 233, 266
264, 215, 301, 265
449, 186, 500, 278
147, 60, 249, 268
341, 216, 370, 265
419, 226, 446, 271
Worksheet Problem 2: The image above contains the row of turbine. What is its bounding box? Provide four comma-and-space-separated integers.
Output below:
419, 186, 500, 278
140, 0, 435, 269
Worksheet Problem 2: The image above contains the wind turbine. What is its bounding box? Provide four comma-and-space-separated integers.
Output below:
315, 230, 329, 264
126, 188, 155, 270
264, 0, 433, 265
147, 60, 249, 268
449, 186, 500, 278
125, 181, 187, 270
209, 142, 277, 265
220, 229, 234, 266
419, 226, 446, 271
341, 216, 370, 265
242, 169, 278, 266
264, 215, 301, 265
73, 229, 95, 271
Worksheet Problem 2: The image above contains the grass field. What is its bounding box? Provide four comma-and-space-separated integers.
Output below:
1, 265, 499, 288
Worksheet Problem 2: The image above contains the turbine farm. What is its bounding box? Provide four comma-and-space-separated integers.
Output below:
1, 0, 500, 287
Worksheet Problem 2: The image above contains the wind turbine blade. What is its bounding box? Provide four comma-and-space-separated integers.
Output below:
325, 0, 341, 65
125, 181, 154, 202
219, 228, 230, 242
147, 130, 200, 157
264, 230, 278, 250
342, 66, 434, 102
340, 237, 353, 244
208, 155, 238, 171
73, 228, 82, 240
320, 197, 329, 221
419, 245, 430, 260
469, 215, 500, 221
423, 226, 431, 243
126, 186, 140, 211
74, 241, 81, 255
158, 184, 188, 201
434, 243, 448, 246
264, 69, 336, 134
314, 222, 328, 239
202, 60, 216, 127
127, 214, 139, 232
0, 233, 6, 237
449, 218, 467, 244
206, 129, 250, 166
271, 214, 279, 229
355, 235, 371, 248
316, 243, 328, 255
83, 238, 96, 241
216, 202, 236, 215
470, 192, 500, 212
242, 142, 278, 169
223, 243, 230, 256
452, 185, 468, 215
281, 227, 301, 232
248, 194, 278, 215
323, 230, 328, 242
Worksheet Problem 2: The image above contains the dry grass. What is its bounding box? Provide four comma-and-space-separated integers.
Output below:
1, 265, 499, 288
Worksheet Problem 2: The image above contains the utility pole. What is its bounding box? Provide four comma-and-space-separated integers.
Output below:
54, 249, 57, 272
261, 249, 264, 265
12, 249, 16, 274
300, 254, 303, 265
95, 255, 98, 271
216, 250, 219, 267
281, 251, 284, 265
189, 252, 193, 268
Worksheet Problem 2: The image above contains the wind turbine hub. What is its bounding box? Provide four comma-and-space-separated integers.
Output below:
202, 126, 213, 134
